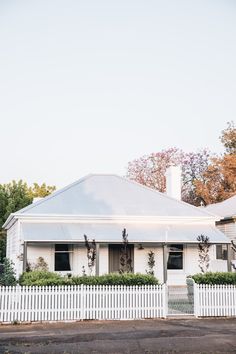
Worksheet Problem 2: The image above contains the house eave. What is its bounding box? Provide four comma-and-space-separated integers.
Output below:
6, 213, 218, 226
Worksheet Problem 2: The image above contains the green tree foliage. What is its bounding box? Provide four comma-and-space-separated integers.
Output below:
146, 250, 155, 276
0, 181, 56, 262
0, 180, 32, 227
0, 258, 17, 286
119, 228, 133, 273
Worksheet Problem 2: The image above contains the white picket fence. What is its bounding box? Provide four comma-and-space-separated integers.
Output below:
194, 283, 236, 317
0, 284, 166, 323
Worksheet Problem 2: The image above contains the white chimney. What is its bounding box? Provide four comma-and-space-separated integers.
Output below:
165, 165, 182, 200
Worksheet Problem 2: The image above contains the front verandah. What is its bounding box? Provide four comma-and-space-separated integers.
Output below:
23, 241, 231, 285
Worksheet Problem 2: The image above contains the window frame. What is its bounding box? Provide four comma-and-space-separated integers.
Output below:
216, 244, 228, 260
54, 244, 73, 272
167, 244, 184, 271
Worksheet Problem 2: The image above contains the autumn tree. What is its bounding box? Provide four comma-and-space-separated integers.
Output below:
28, 183, 56, 198
127, 147, 212, 206
195, 121, 236, 205
221, 121, 236, 154
127, 148, 183, 193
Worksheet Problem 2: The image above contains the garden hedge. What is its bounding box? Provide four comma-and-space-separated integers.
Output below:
191, 272, 236, 285
19, 271, 159, 286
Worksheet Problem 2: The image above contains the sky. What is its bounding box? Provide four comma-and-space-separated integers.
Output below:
0, 0, 235, 188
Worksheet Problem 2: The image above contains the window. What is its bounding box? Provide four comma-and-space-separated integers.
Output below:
216, 245, 228, 260
167, 244, 183, 270
55, 244, 73, 271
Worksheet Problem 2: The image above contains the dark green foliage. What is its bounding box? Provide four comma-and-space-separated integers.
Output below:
191, 272, 236, 285
0, 258, 17, 286
71, 273, 159, 286
19, 271, 159, 286
0, 181, 56, 263
19, 271, 64, 286
146, 250, 155, 276
0, 181, 32, 262
119, 228, 132, 273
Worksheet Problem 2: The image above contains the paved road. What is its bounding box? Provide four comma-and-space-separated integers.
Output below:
0, 318, 236, 353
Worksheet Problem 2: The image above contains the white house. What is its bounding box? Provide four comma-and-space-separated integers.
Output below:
3, 170, 230, 285
205, 195, 236, 263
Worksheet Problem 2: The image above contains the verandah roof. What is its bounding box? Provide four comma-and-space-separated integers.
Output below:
21, 222, 229, 244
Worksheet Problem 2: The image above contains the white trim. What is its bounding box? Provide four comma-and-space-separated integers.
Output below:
22, 239, 229, 244
6, 214, 217, 227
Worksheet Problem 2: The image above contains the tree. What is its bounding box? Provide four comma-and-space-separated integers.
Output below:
194, 122, 236, 204
28, 183, 56, 198
127, 147, 184, 193
197, 235, 210, 273
127, 148, 212, 206
0, 258, 17, 286
84, 235, 96, 275
221, 121, 236, 155
119, 228, 133, 273
146, 250, 155, 276
181, 149, 212, 205
0, 181, 56, 262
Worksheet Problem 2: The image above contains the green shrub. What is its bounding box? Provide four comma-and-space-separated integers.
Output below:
19, 271, 72, 286
190, 272, 236, 285
19, 271, 159, 286
0, 258, 17, 286
71, 273, 159, 286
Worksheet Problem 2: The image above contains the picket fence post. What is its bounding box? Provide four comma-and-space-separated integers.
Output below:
193, 282, 199, 318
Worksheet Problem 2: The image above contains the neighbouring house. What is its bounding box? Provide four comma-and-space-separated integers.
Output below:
3, 168, 230, 285
205, 195, 236, 265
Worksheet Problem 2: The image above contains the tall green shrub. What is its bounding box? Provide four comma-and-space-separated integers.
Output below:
0, 258, 17, 286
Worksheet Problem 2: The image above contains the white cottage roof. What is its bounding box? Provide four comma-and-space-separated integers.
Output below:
14, 174, 215, 218
205, 195, 236, 219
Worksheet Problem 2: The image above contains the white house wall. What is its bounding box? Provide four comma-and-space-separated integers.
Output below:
27, 244, 109, 276
217, 222, 236, 242
6, 221, 22, 278
134, 246, 163, 282
18, 242, 229, 284
27, 243, 54, 271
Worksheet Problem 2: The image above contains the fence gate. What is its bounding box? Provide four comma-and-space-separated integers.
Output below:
167, 281, 194, 316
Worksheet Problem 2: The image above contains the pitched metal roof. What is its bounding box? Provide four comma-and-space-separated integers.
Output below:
205, 195, 236, 219
15, 174, 215, 218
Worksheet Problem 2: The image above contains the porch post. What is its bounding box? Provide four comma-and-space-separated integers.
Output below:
96, 243, 100, 275
163, 244, 167, 283
23, 241, 27, 272
227, 243, 232, 272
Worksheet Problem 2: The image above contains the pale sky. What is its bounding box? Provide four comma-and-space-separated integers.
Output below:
0, 0, 235, 188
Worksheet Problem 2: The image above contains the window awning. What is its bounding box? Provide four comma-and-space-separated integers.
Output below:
21, 222, 230, 244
